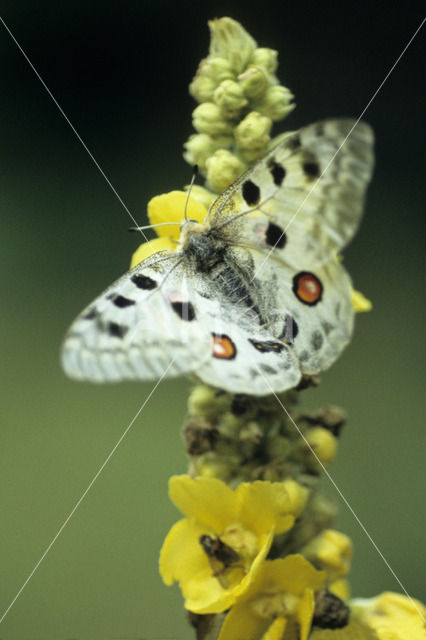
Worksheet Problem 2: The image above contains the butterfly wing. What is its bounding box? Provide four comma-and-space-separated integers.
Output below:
62, 248, 302, 394
246, 249, 355, 376
191, 289, 301, 395
197, 118, 373, 384
62, 118, 373, 394
207, 119, 374, 269
61, 252, 213, 382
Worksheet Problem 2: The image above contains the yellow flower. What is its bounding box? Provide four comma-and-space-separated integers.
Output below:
159, 475, 308, 614
217, 556, 325, 640
352, 289, 372, 313
130, 191, 207, 268
350, 592, 426, 640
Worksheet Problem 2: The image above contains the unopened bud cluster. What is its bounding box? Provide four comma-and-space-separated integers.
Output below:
184, 17, 294, 193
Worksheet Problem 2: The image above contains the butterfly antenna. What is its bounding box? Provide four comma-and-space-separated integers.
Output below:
184, 165, 199, 222
128, 222, 181, 232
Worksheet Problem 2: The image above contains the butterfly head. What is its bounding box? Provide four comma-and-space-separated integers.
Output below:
178, 218, 209, 247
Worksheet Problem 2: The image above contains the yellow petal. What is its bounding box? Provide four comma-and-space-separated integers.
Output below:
130, 236, 176, 268
217, 559, 324, 640
169, 475, 238, 531
351, 592, 426, 640
190, 525, 274, 614
236, 481, 298, 536
261, 616, 287, 640
226, 557, 324, 608
242, 557, 325, 602
329, 578, 351, 600
160, 516, 246, 614
297, 588, 315, 640
352, 289, 372, 313
218, 601, 271, 640
159, 518, 210, 586
147, 191, 207, 236
184, 573, 237, 615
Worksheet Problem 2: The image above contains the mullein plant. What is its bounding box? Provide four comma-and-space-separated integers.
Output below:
131, 17, 425, 640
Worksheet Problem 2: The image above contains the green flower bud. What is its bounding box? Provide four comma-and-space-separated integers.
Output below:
251, 47, 278, 74
196, 456, 234, 482
239, 420, 263, 445
187, 384, 234, 420
255, 84, 295, 121
189, 57, 234, 103
206, 149, 247, 193
214, 79, 248, 118
189, 73, 217, 103
294, 427, 337, 472
192, 102, 234, 136
235, 111, 272, 160
183, 133, 221, 172
265, 435, 292, 459
208, 57, 234, 83
208, 17, 257, 74
238, 64, 270, 99
301, 529, 352, 581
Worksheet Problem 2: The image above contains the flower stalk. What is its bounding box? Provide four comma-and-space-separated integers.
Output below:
133, 16, 425, 640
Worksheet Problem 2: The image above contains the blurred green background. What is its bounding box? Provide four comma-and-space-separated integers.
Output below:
1, 1, 424, 638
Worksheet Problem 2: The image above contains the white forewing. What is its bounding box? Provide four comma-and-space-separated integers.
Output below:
208, 120, 374, 269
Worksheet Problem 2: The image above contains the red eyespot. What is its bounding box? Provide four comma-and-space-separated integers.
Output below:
293, 272, 323, 305
212, 334, 237, 360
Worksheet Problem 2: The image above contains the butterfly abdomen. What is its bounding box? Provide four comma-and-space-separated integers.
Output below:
184, 228, 265, 321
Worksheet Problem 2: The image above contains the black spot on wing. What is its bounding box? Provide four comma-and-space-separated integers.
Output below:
108, 322, 128, 338
287, 135, 301, 150
298, 350, 310, 362
311, 330, 323, 351
314, 122, 325, 137
322, 321, 334, 336
259, 363, 278, 375
302, 161, 321, 179
171, 301, 196, 321
267, 158, 286, 186
249, 339, 285, 353
265, 222, 286, 249
131, 274, 157, 290
242, 179, 261, 206
110, 294, 136, 308
83, 307, 98, 320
